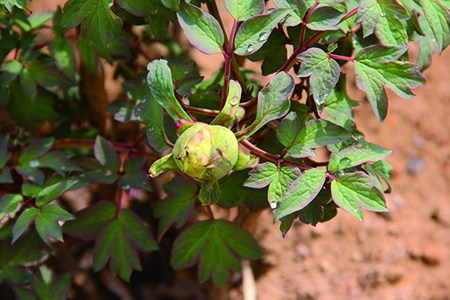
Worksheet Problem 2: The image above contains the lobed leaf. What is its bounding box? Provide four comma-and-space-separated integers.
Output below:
94, 135, 121, 173
328, 143, 392, 171
34, 205, 75, 244
35, 180, 79, 207
419, 0, 450, 52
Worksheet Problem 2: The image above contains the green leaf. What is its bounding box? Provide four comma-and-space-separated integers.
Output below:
93, 209, 158, 281
224, 0, 265, 21
419, 0, 450, 52
19, 68, 36, 100
118, 157, 152, 192
52, 6, 68, 36
135, 93, 169, 152
307, 6, 344, 31
297, 47, 340, 110
331, 171, 388, 221
274, 168, 326, 220
34, 205, 74, 243
12, 207, 39, 244
0, 60, 23, 85
355, 0, 409, 46
94, 135, 121, 172
49, 36, 76, 81
417, 13, 440, 71
236, 72, 294, 140
324, 74, 359, 122
29, 270, 71, 300
16, 166, 45, 186
171, 219, 263, 287
22, 181, 43, 197
147, 12, 172, 40
73, 158, 119, 185
25, 59, 75, 91
3, 0, 30, 12
63, 201, 116, 240
0, 167, 13, 183
19, 137, 54, 165
116, 0, 165, 15
154, 177, 198, 237
287, 119, 352, 157
212, 80, 242, 127
218, 170, 269, 209
77, 36, 97, 75
272, 0, 306, 26
328, 143, 392, 171
276, 112, 300, 148
354, 45, 426, 121
147, 59, 192, 122
36, 151, 82, 174
199, 181, 221, 205
161, 0, 180, 11
0, 194, 22, 217
370, 158, 393, 193
35, 180, 78, 207
61, 0, 123, 47
107, 98, 137, 123
177, 2, 224, 55
149, 153, 178, 177
234, 9, 291, 56
0, 135, 11, 169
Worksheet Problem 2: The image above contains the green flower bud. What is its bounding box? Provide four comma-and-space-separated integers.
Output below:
173, 123, 238, 181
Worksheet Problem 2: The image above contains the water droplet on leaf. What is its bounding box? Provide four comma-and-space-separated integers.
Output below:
380, 11, 386, 17
231, 96, 239, 106
28, 160, 39, 167
122, 184, 130, 190
104, 170, 112, 176
259, 32, 269, 41
60, 166, 66, 170
148, 127, 154, 132
141, 99, 146, 104
136, 108, 142, 112
270, 202, 277, 209
247, 44, 254, 53
339, 157, 352, 168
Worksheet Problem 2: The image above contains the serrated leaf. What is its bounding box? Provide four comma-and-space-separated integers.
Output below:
16, 166, 45, 187
234, 9, 291, 56
287, 119, 352, 157
419, 0, 450, 52
34, 205, 74, 243
0, 135, 11, 168
177, 2, 224, 55
19, 137, 54, 165
297, 47, 340, 110
272, 0, 306, 26
307, 6, 344, 31
171, 219, 263, 287
328, 143, 392, 171
62, 0, 123, 47
154, 177, 197, 237
274, 168, 326, 220
94, 135, 121, 172
236, 72, 294, 140
147, 59, 192, 122
225, 0, 265, 21
49, 36, 76, 81
0, 194, 23, 217
354, 45, 426, 121
63, 201, 116, 240
324, 74, 358, 121
331, 171, 388, 221
12, 207, 39, 244
93, 209, 158, 281
135, 93, 169, 152
35, 180, 78, 207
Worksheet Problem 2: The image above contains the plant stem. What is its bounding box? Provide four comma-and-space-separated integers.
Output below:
328, 53, 355, 62
185, 106, 220, 116
339, 5, 360, 24
222, 19, 239, 108
206, 205, 216, 223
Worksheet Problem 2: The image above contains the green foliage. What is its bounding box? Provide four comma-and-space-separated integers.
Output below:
0, 0, 448, 296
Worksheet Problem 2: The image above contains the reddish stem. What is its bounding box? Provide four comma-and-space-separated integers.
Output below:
221, 19, 239, 109
206, 205, 216, 223
328, 53, 355, 62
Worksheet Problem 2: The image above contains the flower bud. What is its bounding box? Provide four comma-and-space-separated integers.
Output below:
173, 123, 238, 181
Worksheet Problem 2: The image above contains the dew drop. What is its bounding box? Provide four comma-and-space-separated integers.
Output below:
247, 44, 254, 53
136, 107, 142, 112
231, 96, 239, 106
141, 99, 146, 104
122, 184, 130, 190
380, 11, 386, 17
339, 157, 352, 168
148, 127, 154, 132
270, 202, 277, 209
60, 165, 66, 170
28, 160, 39, 167
259, 32, 269, 41
104, 170, 112, 176
323, 93, 329, 99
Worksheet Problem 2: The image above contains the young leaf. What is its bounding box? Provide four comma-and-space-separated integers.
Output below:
224, 0, 265, 21
236, 72, 294, 140
35, 180, 78, 207
93, 209, 158, 282
307, 6, 344, 31
199, 181, 221, 205
149, 153, 178, 177
328, 143, 392, 171
355, 0, 409, 46
419, 0, 450, 52
287, 119, 352, 157
354, 45, 426, 121
177, 2, 224, 55
171, 220, 263, 287
331, 171, 388, 221
19, 137, 54, 165
135, 92, 169, 152
274, 168, 326, 220
272, 0, 306, 26
297, 47, 340, 110
147, 59, 192, 122
63, 201, 116, 240
61, 0, 123, 47
94, 135, 121, 173
34, 205, 75, 244
154, 177, 198, 237
234, 9, 291, 56
212, 80, 242, 127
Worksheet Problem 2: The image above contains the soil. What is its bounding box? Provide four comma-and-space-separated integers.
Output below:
18, 2, 450, 300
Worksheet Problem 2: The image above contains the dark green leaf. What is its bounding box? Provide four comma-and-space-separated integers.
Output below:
77, 36, 97, 75
15, 166, 45, 186
354, 45, 426, 121
26, 59, 75, 91
276, 112, 301, 148
73, 158, 119, 185
118, 157, 152, 192
93, 209, 158, 281
36, 151, 82, 174
0, 167, 13, 183
147, 12, 172, 40
371, 158, 393, 193
62, 0, 123, 47
0, 60, 23, 85
225, 0, 265, 21
331, 171, 388, 221
154, 177, 197, 237
35, 180, 78, 207
116, 0, 166, 15
107, 98, 137, 123
328, 143, 392, 171
49, 36, 76, 81
0, 135, 11, 168
177, 2, 224, 55
19, 67, 36, 100
52, 6, 67, 36
234, 9, 291, 56
34, 205, 75, 243
307, 6, 344, 31
199, 181, 221, 205
236, 72, 294, 140
63, 201, 116, 240
19, 137, 54, 165
274, 168, 326, 220
272, 0, 306, 26
12, 207, 39, 244
94, 135, 121, 172
420, 0, 450, 52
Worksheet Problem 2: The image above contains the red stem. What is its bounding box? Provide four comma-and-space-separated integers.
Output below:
328, 53, 355, 62
221, 19, 239, 109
